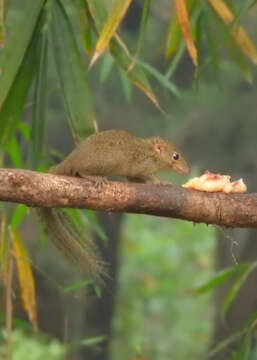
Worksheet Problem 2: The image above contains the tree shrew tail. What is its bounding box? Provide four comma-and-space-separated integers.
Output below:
36, 207, 107, 282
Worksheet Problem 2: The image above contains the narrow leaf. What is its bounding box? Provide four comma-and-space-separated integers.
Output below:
193, 264, 250, 295
75, 0, 94, 54
50, 0, 95, 139
0, 0, 45, 110
127, 0, 152, 71
208, 0, 257, 64
99, 53, 114, 83
28, 11, 48, 169
174, 0, 198, 66
110, 39, 162, 110
5, 137, 23, 168
138, 60, 181, 98
119, 68, 132, 102
66, 335, 106, 353
208, 329, 247, 358
165, 0, 197, 58
10, 204, 27, 229
222, 262, 257, 317
0, 9, 43, 143
63, 279, 93, 293
87, 0, 162, 109
11, 229, 38, 330
90, 0, 133, 66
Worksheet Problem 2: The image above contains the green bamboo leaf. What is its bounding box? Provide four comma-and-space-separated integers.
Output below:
138, 59, 181, 98
28, 7, 49, 169
99, 53, 114, 83
86, 210, 108, 243
133, 0, 152, 59
87, 0, 107, 30
119, 68, 132, 102
18, 122, 31, 140
50, 0, 95, 139
63, 279, 93, 293
10, 205, 27, 229
193, 264, 250, 295
66, 335, 106, 353
0, 7, 44, 143
0, 0, 45, 111
75, 0, 94, 54
5, 138, 23, 168
110, 40, 161, 109
222, 262, 257, 317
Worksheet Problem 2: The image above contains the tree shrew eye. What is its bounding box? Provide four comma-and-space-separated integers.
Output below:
172, 152, 179, 160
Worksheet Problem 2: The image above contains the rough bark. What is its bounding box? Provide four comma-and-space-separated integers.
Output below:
0, 168, 257, 227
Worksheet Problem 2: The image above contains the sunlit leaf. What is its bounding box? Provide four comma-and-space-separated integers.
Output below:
174, 0, 198, 66
10, 205, 27, 229
166, 0, 197, 58
222, 262, 257, 317
50, 0, 95, 140
87, 0, 161, 110
208, 0, 257, 64
11, 229, 38, 330
165, 5, 202, 79
5, 137, 23, 168
90, 0, 133, 66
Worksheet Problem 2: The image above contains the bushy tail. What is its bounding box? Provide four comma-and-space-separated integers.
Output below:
36, 207, 107, 282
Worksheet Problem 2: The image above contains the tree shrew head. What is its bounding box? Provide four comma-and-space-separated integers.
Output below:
153, 138, 190, 175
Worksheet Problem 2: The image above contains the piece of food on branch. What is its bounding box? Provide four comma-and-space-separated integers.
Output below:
182, 170, 247, 194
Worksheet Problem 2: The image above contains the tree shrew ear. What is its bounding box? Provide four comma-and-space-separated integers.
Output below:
154, 142, 163, 154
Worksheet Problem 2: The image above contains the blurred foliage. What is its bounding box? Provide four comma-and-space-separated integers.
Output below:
112, 215, 216, 360
0, 328, 65, 360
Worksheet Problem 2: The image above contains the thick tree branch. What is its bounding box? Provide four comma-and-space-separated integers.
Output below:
0, 168, 256, 228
